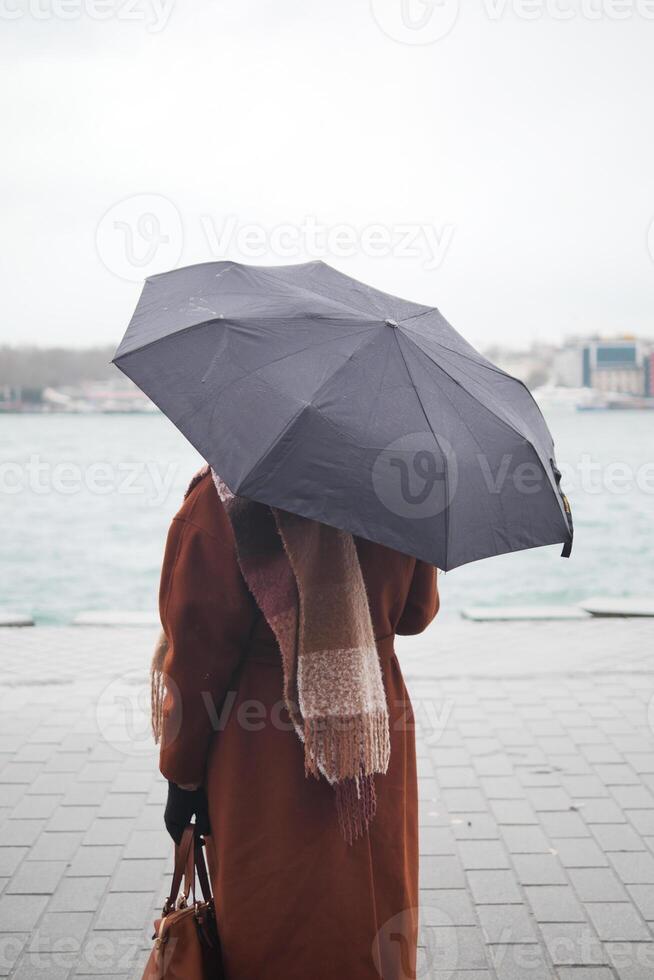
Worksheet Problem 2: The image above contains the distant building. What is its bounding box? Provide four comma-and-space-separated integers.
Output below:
552, 344, 585, 388
581, 339, 649, 396
646, 353, 654, 398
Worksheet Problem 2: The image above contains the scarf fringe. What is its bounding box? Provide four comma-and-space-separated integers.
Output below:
150, 629, 168, 745
335, 774, 378, 845
304, 711, 390, 783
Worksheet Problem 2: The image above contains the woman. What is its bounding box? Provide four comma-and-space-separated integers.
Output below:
155, 466, 439, 980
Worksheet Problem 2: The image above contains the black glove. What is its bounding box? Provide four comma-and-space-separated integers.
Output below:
164, 782, 211, 844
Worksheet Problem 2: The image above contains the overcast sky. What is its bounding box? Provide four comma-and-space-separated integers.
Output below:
2, 0, 654, 351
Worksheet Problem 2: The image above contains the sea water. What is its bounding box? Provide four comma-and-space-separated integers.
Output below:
1, 410, 652, 624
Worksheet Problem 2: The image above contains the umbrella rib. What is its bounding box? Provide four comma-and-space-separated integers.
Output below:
397, 330, 524, 560
200, 321, 380, 392
399, 329, 565, 523
115, 313, 377, 362
391, 329, 451, 571
400, 327, 542, 451
401, 325, 558, 466
252, 265, 379, 321
237, 326, 384, 493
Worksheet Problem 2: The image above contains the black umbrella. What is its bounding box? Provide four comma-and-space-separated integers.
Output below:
113, 260, 572, 570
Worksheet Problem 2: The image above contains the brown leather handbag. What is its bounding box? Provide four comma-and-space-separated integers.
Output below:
142, 826, 224, 980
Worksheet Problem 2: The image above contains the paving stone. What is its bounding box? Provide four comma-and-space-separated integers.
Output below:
467, 870, 522, 905
611, 787, 654, 809
539, 811, 590, 838
6, 861, 67, 895
0, 894, 48, 931
556, 969, 614, 980
500, 825, 550, 854
97, 794, 147, 819
66, 846, 123, 878
524, 886, 586, 923
28, 912, 93, 952
83, 819, 134, 847
94, 892, 155, 931
0, 764, 42, 785
568, 867, 629, 902
50, 876, 109, 912
47, 807, 97, 833
579, 798, 626, 823
451, 815, 500, 840
422, 926, 488, 972
477, 904, 538, 944
113, 772, 156, 794
592, 824, 647, 852
10, 797, 59, 821
27, 775, 75, 796
61, 784, 110, 807
595, 764, 639, 786
0, 933, 26, 977
586, 902, 652, 941
561, 775, 609, 798
0, 822, 45, 847
11, 953, 72, 979
626, 810, 654, 836
491, 801, 539, 826
551, 837, 609, 868
28, 832, 82, 861
608, 851, 654, 885
457, 840, 511, 870
512, 853, 567, 885
539, 921, 607, 965
526, 788, 574, 812
627, 884, 654, 920
442, 789, 488, 813
419, 827, 457, 855
0, 848, 28, 877
0, 787, 25, 808
437, 767, 479, 789
111, 859, 167, 893
605, 941, 654, 980
488, 942, 552, 979
123, 830, 171, 860
420, 889, 477, 926
480, 777, 524, 800
420, 855, 466, 889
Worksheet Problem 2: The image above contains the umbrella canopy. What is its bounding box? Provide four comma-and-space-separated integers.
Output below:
114, 260, 573, 570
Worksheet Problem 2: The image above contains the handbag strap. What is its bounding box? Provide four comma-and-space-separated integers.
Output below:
165, 824, 215, 911
193, 836, 213, 904
165, 825, 195, 912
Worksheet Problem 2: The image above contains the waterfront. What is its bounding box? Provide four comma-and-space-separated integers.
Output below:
1, 409, 653, 625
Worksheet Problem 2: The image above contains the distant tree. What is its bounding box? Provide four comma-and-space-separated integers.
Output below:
0, 346, 121, 388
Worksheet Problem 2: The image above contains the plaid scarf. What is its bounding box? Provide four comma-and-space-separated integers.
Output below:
153, 467, 390, 843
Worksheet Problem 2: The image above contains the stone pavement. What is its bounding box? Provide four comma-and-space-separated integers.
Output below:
0, 619, 653, 979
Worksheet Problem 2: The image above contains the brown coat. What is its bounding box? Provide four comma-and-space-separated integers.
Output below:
158, 471, 439, 980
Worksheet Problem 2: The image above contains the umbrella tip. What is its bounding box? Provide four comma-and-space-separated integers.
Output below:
385, 318, 398, 328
